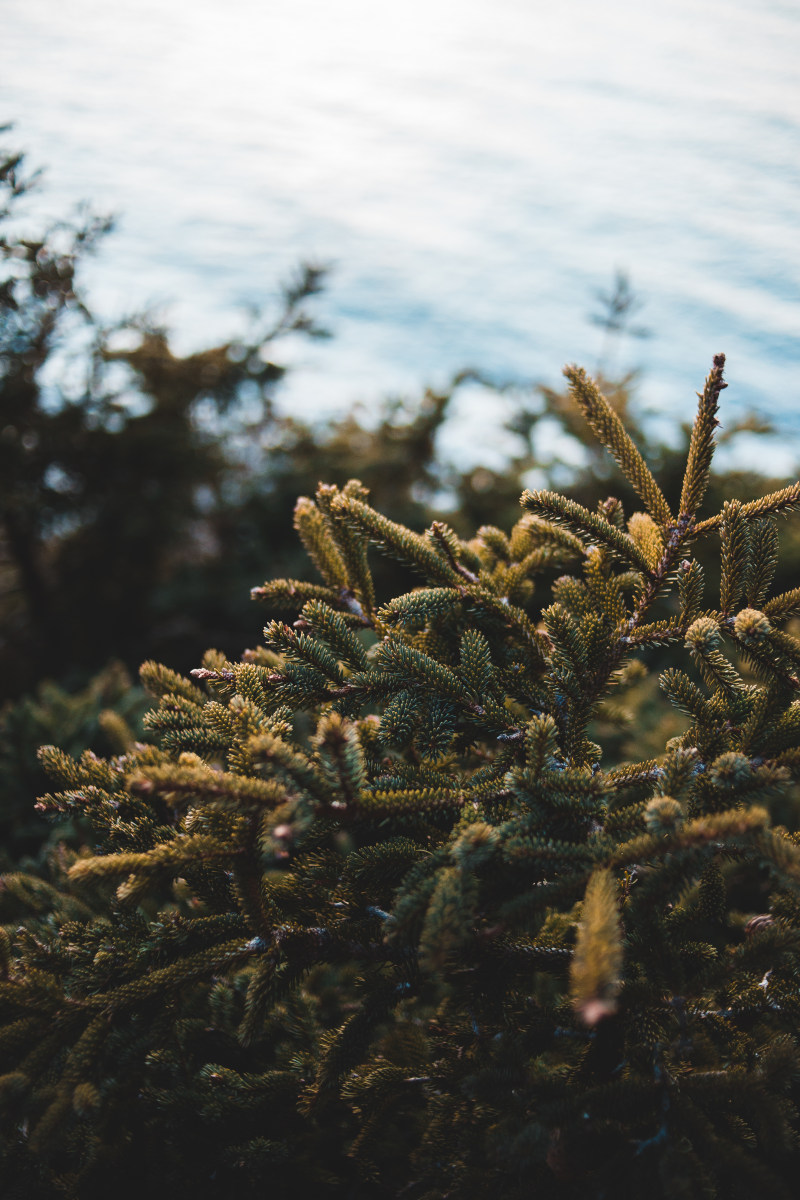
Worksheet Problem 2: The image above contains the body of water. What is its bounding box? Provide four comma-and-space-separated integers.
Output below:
1, 0, 799, 463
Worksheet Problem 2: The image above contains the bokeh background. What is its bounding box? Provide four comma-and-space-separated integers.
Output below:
2, 0, 798, 432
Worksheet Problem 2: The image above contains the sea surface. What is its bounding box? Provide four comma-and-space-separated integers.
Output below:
1, 0, 799, 466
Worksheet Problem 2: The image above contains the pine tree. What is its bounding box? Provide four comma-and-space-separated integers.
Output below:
2, 355, 800, 1199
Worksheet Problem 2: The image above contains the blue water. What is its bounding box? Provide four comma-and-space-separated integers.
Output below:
1, 0, 799, 466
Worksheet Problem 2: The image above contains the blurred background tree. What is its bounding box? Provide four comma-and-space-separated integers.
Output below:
0, 133, 334, 697
0, 133, 466, 702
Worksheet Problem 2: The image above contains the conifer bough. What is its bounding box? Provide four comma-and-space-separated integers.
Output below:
3, 356, 800, 1198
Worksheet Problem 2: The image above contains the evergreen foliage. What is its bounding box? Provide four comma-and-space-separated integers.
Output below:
0, 662, 145, 868
2, 356, 800, 1198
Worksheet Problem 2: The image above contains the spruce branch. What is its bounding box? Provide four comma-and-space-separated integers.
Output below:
429, 521, 479, 582
564, 365, 673, 528
128, 764, 288, 811
607, 516, 698, 690
764, 587, 800, 622
140, 661, 206, 705
251, 579, 371, 625
299, 599, 370, 671
719, 500, 749, 615
316, 482, 376, 616
372, 641, 464, 707
466, 589, 552, 663
746, 518, 779, 608
678, 557, 705, 624
80, 938, 261, 1011
685, 616, 748, 697
679, 353, 726, 520
622, 618, 687, 647
293, 496, 348, 588
248, 731, 331, 803
67, 834, 242, 884
627, 511, 665, 570
330, 493, 460, 586
521, 489, 653, 574
570, 869, 623, 1026
694, 482, 800, 535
